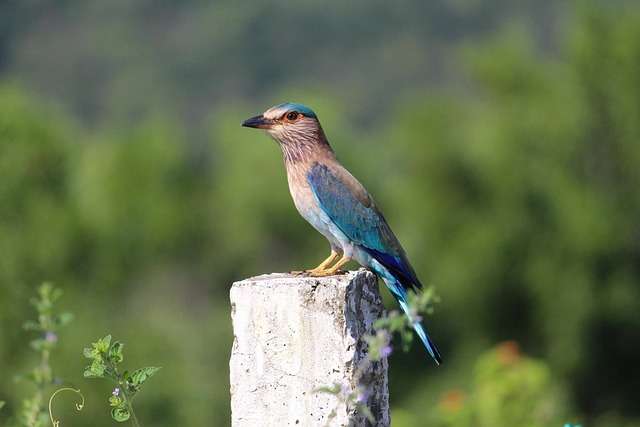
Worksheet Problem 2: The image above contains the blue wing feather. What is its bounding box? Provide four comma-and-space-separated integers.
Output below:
307, 162, 421, 291
364, 248, 422, 291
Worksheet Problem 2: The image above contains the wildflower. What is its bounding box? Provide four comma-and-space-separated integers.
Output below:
356, 387, 370, 403
380, 344, 393, 358
439, 390, 465, 413
112, 387, 120, 397
496, 341, 520, 365
45, 331, 58, 343
339, 382, 352, 399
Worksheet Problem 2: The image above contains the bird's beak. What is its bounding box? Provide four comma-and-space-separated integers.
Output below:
242, 114, 273, 129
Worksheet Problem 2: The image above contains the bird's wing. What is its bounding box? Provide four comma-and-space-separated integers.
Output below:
307, 162, 422, 291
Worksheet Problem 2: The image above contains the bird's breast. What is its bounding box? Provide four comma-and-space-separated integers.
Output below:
286, 165, 317, 220
285, 163, 335, 238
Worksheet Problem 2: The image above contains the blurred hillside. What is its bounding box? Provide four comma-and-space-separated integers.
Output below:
1, 0, 563, 126
1, 1, 639, 427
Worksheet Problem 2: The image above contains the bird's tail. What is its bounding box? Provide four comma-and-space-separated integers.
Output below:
396, 293, 442, 365
371, 261, 442, 365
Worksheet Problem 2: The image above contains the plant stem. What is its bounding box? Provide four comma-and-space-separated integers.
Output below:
108, 360, 141, 427
28, 341, 52, 425
127, 401, 141, 427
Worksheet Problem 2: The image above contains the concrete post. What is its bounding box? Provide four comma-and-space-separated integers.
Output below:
229, 269, 389, 427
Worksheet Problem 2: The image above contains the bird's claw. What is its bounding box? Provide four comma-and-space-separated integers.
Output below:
306, 269, 347, 277
289, 269, 348, 277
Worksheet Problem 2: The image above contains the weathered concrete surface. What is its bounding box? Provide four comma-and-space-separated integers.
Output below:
230, 269, 389, 427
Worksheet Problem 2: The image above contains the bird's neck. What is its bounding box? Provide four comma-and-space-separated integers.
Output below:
280, 127, 335, 166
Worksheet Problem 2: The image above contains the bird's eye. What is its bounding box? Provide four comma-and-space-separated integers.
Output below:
286, 111, 299, 121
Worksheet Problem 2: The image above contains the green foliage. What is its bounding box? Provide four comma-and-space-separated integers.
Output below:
128, 368, 161, 392
369, 287, 440, 354
11, 283, 72, 427
430, 342, 569, 427
83, 335, 160, 425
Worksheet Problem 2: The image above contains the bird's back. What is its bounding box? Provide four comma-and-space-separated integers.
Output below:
305, 158, 422, 290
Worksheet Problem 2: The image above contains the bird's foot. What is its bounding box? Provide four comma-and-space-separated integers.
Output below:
291, 254, 351, 277
306, 269, 348, 277
307, 256, 352, 277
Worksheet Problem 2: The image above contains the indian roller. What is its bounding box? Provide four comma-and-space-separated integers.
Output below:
242, 102, 442, 365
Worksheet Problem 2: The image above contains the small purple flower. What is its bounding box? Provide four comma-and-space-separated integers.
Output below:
339, 382, 351, 398
380, 344, 393, 358
356, 387, 371, 403
45, 332, 58, 343
112, 387, 120, 397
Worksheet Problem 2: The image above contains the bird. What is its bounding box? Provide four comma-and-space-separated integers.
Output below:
242, 102, 442, 365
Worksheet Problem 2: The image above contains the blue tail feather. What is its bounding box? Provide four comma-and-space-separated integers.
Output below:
397, 298, 442, 365
369, 259, 442, 365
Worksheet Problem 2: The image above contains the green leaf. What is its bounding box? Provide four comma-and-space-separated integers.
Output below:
314, 384, 341, 395
0, 401, 5, 411
50, 287, 63, 302
23, 320, 39, 331
401, 329, 413, 352
92, 358, 106, 374
30, 338, 45, 351
355, 402, 375, 423
95, 335, 112, 353
128, 366, 161, 390
111, 407, 130, 422
84, 358, 106, 378
83, 347, 96, 359
108, 342, 124, 364
56, 312, 74, 326
109, 395, 123, 407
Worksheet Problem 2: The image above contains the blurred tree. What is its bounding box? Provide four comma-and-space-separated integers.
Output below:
0, 0, 559, 126
382, 6, 640, 424
0, 84, 78, 318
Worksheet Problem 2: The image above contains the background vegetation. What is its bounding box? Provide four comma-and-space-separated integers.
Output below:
0, 1, 639, 426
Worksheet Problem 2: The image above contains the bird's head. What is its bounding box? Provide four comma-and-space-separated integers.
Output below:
242, 102, 326, 148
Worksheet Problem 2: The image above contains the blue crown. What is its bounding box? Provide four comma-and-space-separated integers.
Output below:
274, 102, 317, 118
